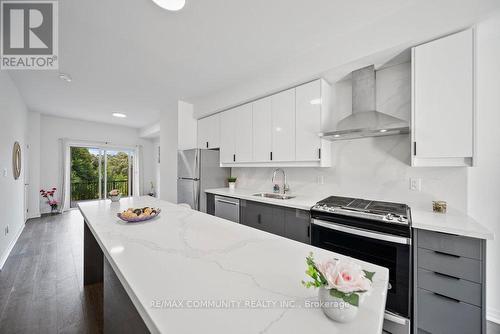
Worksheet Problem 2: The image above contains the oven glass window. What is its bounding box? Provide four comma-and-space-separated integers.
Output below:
312, 224, 410, 317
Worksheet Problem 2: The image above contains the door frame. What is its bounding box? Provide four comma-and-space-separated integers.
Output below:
65, 140, 137, 208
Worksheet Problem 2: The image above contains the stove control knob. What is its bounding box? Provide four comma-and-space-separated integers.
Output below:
386, 213, 394, 220
398, 215, 405, 222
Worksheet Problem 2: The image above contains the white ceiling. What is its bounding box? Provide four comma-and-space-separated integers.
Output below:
8, 0, 500, 128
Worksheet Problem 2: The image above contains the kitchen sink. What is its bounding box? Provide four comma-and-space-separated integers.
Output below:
252, 193, 296, 200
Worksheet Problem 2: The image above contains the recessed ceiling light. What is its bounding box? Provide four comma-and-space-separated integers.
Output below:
310, 98, 322, 105
58, 73, 72, 82
333, 134, 341, 138
151, 0, 185, 11
112, 113, 127, 118
379, 129, 387, 133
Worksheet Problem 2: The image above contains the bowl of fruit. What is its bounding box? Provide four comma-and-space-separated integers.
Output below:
117, 207, 161, 223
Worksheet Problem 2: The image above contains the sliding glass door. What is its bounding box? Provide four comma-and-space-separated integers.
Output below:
70, 146, 134, 207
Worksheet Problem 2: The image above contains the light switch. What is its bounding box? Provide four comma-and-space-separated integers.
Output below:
410, 178, 422, 191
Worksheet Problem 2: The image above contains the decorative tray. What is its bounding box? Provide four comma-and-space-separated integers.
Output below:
117, 207, 161, 223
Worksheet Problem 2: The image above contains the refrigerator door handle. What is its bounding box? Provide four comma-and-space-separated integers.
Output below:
193, 179, 199, 210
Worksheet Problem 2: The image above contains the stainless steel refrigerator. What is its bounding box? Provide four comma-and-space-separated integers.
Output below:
177, 149, 230, 212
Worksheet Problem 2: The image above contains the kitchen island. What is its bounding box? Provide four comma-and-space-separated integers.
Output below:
78, 196, 389, 334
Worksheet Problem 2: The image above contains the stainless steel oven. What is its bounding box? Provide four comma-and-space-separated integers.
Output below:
311, 214, 412, 334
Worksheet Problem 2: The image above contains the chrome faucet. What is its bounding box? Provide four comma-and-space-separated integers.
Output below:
272, 168, 289, 195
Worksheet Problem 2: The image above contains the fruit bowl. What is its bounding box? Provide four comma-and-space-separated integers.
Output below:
117, 207, 161, 223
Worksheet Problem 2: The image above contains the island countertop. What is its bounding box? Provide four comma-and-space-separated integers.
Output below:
78, 196, 389, 334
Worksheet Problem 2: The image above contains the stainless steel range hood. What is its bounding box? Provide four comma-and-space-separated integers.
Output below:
321, 65, 409, 141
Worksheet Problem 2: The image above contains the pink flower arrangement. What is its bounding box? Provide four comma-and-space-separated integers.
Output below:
40, 187, 59, 212
302, 252, 375, 307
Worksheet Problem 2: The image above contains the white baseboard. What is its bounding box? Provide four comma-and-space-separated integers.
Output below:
488, 307, 500, 324
0, 223, 25, 270
27, 212, 41, 220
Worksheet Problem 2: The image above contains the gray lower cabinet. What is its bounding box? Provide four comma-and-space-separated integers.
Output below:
238, 199, 311, 244
414, 229, 486, 334
241, 200, 285, 236
283, 208, 311, 244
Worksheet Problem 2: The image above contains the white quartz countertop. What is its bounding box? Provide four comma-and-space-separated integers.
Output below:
78, 196, 389, 334
411, 208, 494, 240
206, 188, 494, 240
205, 187, 324, 211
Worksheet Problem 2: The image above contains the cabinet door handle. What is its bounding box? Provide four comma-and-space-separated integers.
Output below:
206, 141, 209, 148
257, 214, 262, 224
233, 154, 236, 162
307, 225, 310, 237
433, 292, 460, 303
270, 152, 273, 161
318, 148, 321, 159
413, 142, 416, 156
434, 271, 460, 280
434, 250, 460, 258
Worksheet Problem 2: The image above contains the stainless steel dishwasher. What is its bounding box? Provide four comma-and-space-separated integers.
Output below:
214, 195, 240, 223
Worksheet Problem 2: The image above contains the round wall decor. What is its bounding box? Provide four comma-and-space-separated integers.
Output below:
12, 141, 21, 180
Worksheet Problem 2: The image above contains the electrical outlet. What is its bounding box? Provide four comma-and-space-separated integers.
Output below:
410, 178, 422, 191
2, 168, 7, 177
317, 175, 325, 185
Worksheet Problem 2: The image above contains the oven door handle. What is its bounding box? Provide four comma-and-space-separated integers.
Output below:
384, 311, 409, 325
312, 219, 411, 245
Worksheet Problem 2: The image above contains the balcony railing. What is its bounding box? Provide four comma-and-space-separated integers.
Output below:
70, 180, 129, 202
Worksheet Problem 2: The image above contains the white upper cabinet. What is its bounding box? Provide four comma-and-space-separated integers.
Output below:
295, 80, 322, 161
215, 79, 332, 167
252, 97, 272, 162
219, 110, 235, 163
271, 88, 296, 162
220, 104, 253, 163
412, 29, 474, 166
197, 113, 220, 149
234, 104, 253, 162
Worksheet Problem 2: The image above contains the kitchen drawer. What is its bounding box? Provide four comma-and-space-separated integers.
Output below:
418, 268, 481, 306
417, 288, 481, 334
417, 248, 481, 283
418, 229, 481, 260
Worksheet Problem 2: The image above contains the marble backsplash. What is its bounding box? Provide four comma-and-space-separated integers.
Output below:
231, 62, 469, 212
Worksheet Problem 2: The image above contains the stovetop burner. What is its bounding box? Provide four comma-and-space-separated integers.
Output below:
312, 195, 411, 227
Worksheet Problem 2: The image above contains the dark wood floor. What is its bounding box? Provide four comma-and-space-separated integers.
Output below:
0, 210, 102, 334
0, 210, 499, 334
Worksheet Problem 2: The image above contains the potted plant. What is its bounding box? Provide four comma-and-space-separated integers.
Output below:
108, 189, 121, 202
302, 252, 375, 323
40, 188, 59, 214
228, 176, 237, 190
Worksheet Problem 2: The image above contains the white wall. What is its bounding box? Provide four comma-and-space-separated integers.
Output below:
178, 101, 197, 150
232, 63, 468, 211
468, 14, 500, 324
38, 115, 156, 213
0, 72, 28, 268
27, 112, 41, 218
160, 104, 178, 202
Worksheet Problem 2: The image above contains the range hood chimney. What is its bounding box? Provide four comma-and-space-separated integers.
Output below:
321, 65, 409, 141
